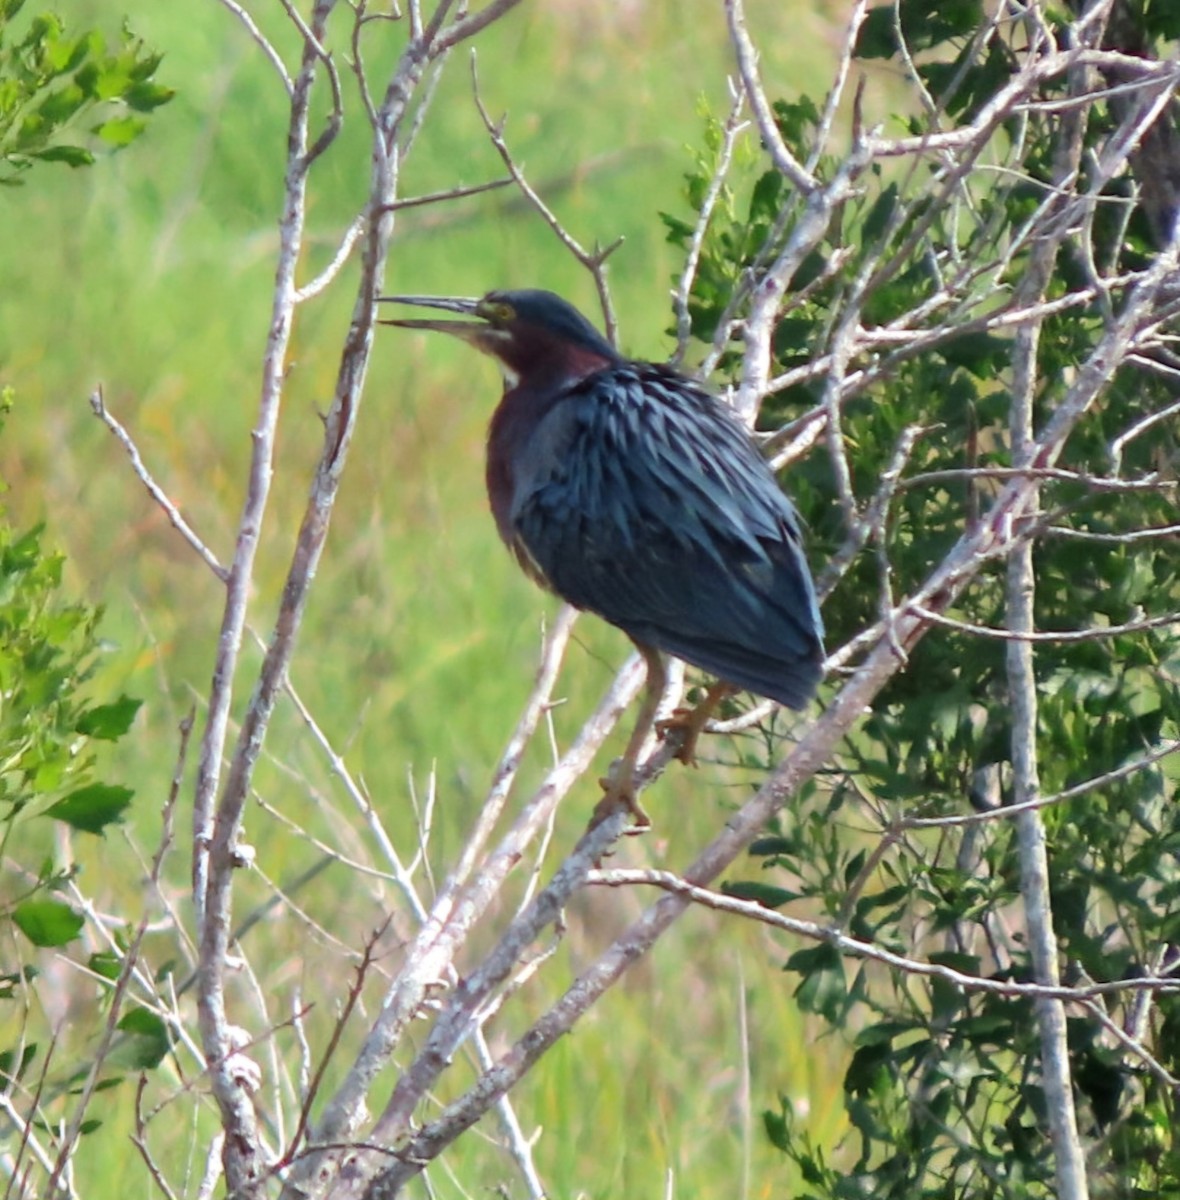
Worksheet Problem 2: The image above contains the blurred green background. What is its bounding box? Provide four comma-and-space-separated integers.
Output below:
1, 0, 855, 1194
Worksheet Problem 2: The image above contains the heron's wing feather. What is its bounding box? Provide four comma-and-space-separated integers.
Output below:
513, 365, 823, 708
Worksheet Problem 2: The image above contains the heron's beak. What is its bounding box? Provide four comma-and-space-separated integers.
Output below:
377, 295, 487, 339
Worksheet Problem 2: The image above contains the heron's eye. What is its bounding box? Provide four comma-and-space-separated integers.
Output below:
479, 298, 516, 325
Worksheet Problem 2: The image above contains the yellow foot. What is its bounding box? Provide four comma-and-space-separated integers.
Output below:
591, 773, 651, 832
656, 683, 736, 766
655, 707, 709, 767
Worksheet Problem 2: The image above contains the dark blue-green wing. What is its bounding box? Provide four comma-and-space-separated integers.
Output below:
511, 364, 824, 708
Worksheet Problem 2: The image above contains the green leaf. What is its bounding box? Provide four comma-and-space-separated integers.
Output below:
31, 144, 93, 166
75, 694, 142, 740
1147, 0, 1180, 39
862, 182, 898, 242
748, 835, 795, 858
853, 1020, 915, 1047
124, 81, 174, 112
843, 847, 867, 888
856, 0, 985, 59
763, 1103, 791, 1152
87, 951, 122, 981
659, 211, 694, 245
0, 1044, 38, 1083
844, 1039, 894, 1096
855, 6, 901, 59
749, 170, 783, 222
722, 880, 799, 909
94, 115, 146, 148
12, 898, 84, 947
115, 1007, 171, 1069
786, 943, 846, 1019
35, 83, 87, 125
45, 783, 133, 834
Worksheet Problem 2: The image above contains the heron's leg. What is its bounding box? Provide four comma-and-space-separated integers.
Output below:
592, 643, 667, 829
657, 679, 736, 767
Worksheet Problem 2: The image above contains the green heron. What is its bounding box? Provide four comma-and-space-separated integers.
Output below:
380, 289, 823, 824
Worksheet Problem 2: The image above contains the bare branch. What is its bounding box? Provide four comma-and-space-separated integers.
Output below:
1004, 75, 1090, 1196
295, 215, 367, 302
903, 738, 1180, 830
213, 0, 294, 95
330, 811, 630, 1197
89, 387, 227, 582
386, 174, 514, 211
430, 0, 525, 55
724, 0, 814, 195
907, 603, 1179, 642
670, 86, 748, 368
193, 0, 406, 1189
1043, 521, 1180, 543
809, 0, 869, 173
472, 1029, 547, 1200
470, 57, 623, 343
281, 656, 643, 1197
585, 869, 1180, 1004
132, 1077, 182, 1200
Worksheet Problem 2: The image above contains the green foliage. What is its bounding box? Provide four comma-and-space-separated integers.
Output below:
0, 391, 147, 1166
667, 7, 1180, 1197
0, 418, 136, 846
856, 0, 987, 61
45, 781, 134, 833
12, 895, 84, 946
0, 2, 172, 183
113, 1007, 172, 1070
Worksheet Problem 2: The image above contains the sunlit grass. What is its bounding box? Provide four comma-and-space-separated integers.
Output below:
0, 0, 854, 1193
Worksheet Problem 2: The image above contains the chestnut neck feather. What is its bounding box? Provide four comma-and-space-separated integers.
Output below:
484, 338, 616, 558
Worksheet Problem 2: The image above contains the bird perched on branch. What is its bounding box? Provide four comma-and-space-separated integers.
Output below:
380, 288, 823, 825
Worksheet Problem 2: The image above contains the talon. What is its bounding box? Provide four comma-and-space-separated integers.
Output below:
656, 681, 736, 767
592, 772, 651, 832
656, 707, 704, 766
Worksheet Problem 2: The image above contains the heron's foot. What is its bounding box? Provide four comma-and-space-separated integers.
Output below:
591, 770, 651, 833
656, 704, 712, 767
656, 682, 736, 766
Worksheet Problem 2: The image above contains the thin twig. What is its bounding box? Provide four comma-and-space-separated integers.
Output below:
213, 0, 294, 95
670, 86, 747, 368
907, 603, 1178, 642
295, 215, 367, 302
724, 0, 814, 194
902, 738, 1180, 830
583, 869, 1180, 1005
89, 388, 227, 582
470, 56, 624, 343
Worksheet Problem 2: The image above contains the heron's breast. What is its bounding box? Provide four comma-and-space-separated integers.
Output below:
487, 384, 583, 540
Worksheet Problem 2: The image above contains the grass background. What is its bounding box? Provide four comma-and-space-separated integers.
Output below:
1, 0, 861, 1194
